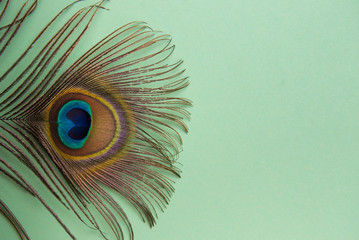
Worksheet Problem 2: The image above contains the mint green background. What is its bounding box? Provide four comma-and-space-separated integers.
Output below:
1, 0, 359, 239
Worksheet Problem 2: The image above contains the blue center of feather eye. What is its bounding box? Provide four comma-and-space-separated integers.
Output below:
57, 100, 92, 149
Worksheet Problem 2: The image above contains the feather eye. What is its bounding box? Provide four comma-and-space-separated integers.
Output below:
0, 1, 190, 239
43, 87, 132, 160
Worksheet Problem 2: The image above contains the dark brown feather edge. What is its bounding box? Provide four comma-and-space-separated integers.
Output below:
0, 199, 30, 240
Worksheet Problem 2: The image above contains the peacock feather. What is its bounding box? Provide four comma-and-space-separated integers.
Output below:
0, 0, 191, 239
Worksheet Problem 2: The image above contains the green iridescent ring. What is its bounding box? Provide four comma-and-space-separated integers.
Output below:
57, 100, 92, 149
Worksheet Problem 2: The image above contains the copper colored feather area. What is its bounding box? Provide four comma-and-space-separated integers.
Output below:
0, 1, 191, 239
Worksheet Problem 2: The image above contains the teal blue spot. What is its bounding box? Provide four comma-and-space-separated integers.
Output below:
57, 100, 92, 149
